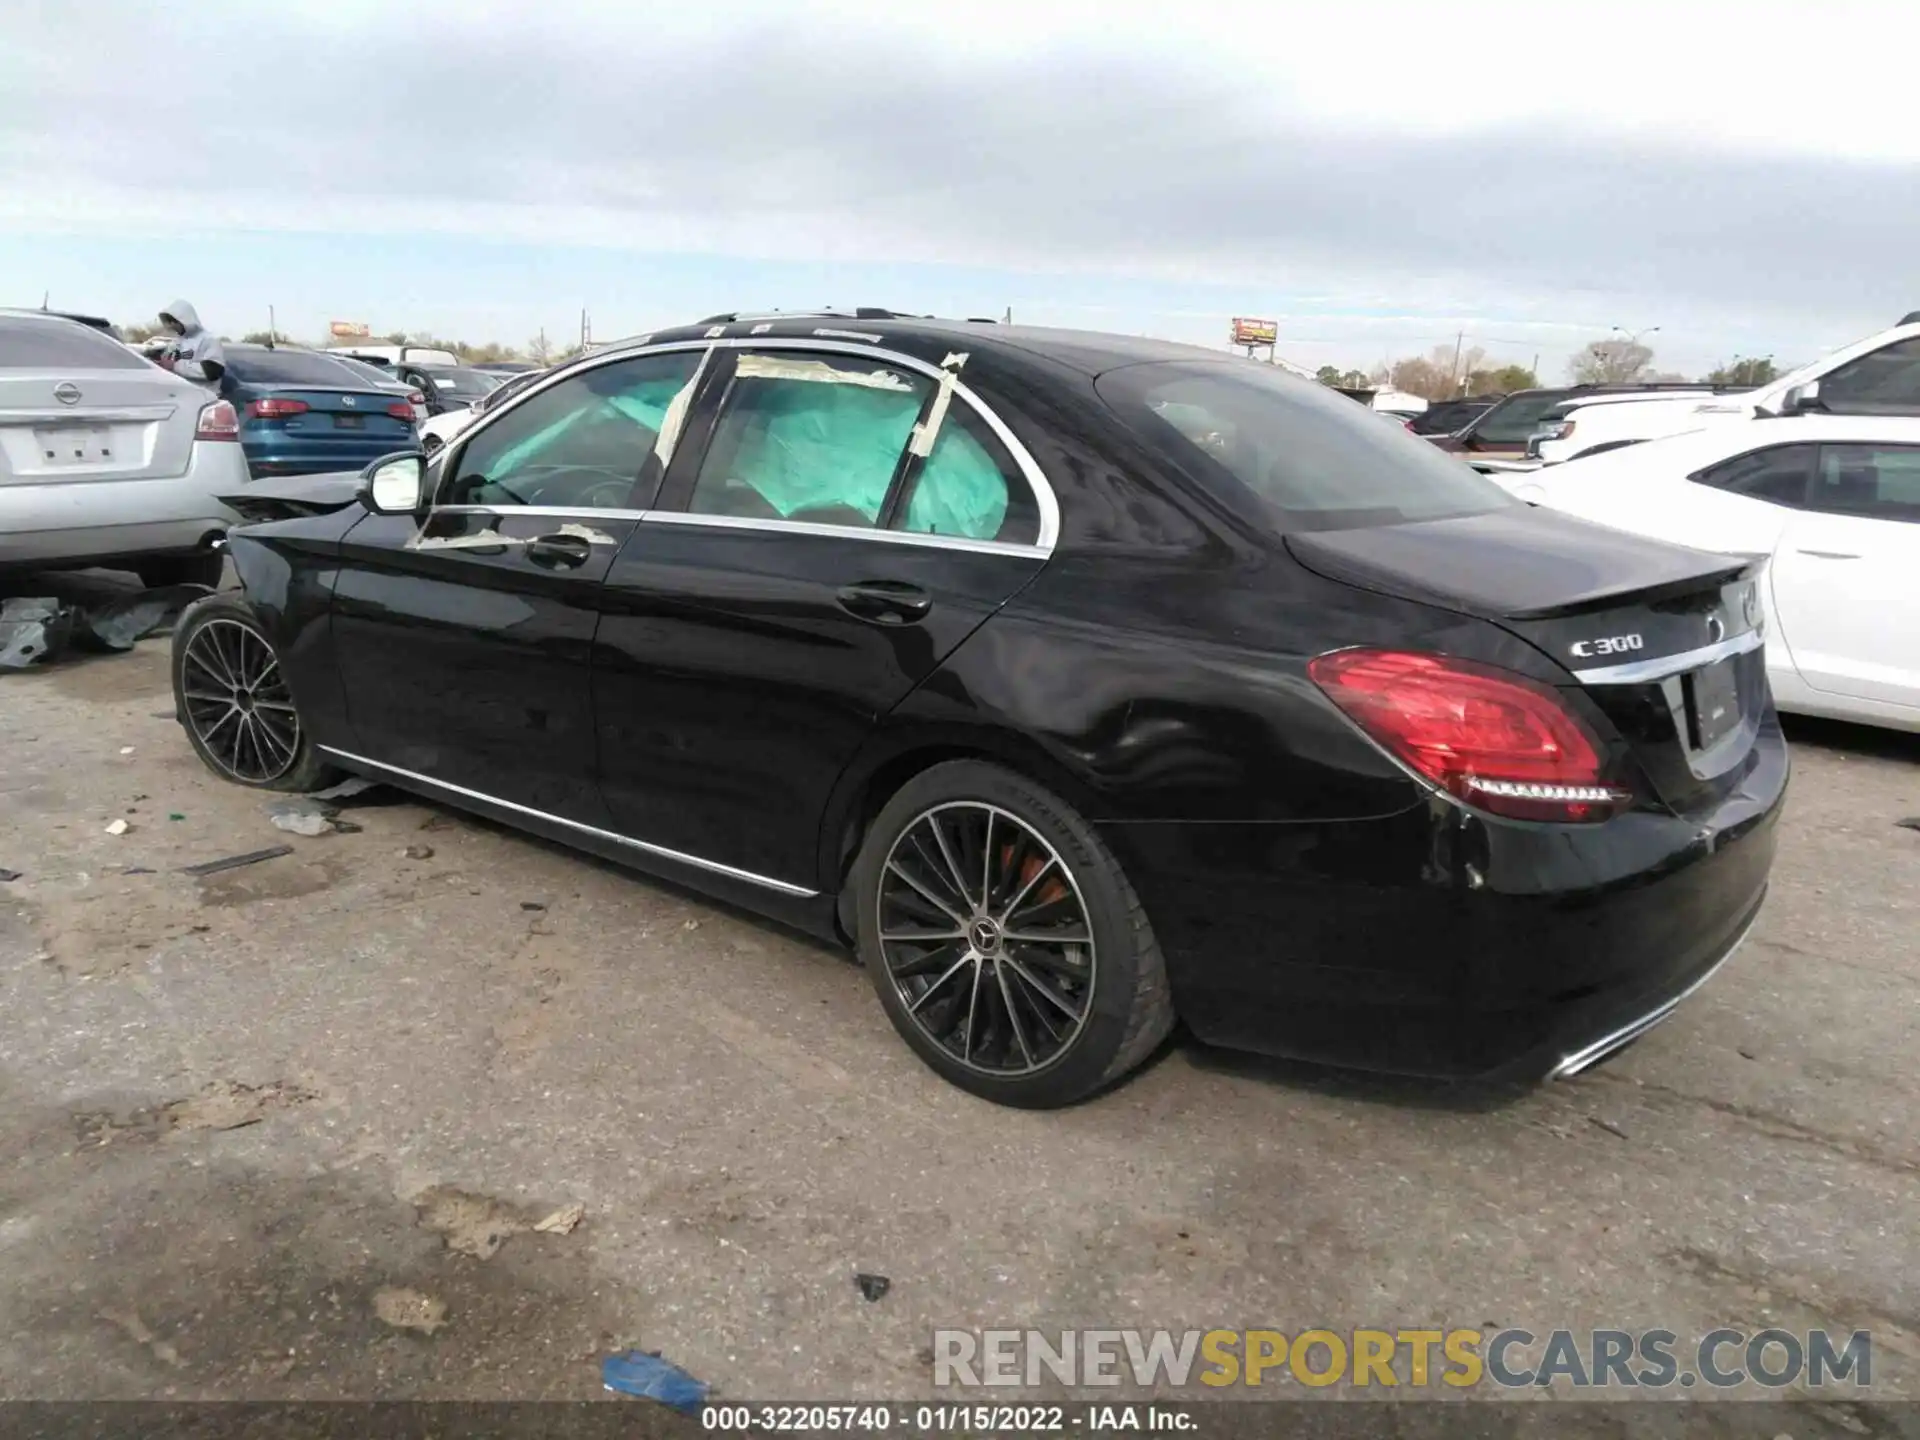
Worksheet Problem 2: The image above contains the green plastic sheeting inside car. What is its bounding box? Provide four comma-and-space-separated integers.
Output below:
488, 376, 686, 477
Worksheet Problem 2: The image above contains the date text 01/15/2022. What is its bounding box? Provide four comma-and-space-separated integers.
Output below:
699, 1403, 1196, 1432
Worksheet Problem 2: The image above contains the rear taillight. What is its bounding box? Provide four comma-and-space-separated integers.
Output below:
194, 399, 240, 441
388, 400, 416, 421
246, 398, 309, 419
407, 391, 426, 406
1309, 648, 1629, 823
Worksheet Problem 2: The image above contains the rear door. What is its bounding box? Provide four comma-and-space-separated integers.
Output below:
594, 342, 1051, 891
0, 315, 198, 490
1767, 442, 1920, 708
327, 346, 707, 824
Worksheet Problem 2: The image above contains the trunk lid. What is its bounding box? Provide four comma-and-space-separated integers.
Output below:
1287, 506, 1771, 816
242, 388, 414, 442
0, 369, 200, 484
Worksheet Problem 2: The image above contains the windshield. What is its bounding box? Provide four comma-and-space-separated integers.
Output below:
226, 349, 380, 387
419, 367, 500, 399
1098, 360, 1514, 532
1468, 390, 1575, 444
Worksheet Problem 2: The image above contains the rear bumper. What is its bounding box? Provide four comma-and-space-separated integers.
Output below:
1102, 717, 1788, 1082
0, 443, 250, 567
242, 437, 413, 477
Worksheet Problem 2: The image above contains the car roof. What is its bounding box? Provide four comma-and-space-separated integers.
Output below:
606, 314, 1238, 378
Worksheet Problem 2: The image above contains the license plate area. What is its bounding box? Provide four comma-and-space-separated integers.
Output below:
33, 425, 117, 463
1685, 658, 1740, 750
333, 413, 364, 429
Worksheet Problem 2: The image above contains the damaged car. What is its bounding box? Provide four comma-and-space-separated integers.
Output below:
172, 313, 1787, 1107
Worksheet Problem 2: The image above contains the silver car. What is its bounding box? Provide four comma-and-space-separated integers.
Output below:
0, 309, 249, 586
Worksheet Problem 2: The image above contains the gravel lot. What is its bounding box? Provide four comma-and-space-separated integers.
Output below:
1, 585, 1915, 1420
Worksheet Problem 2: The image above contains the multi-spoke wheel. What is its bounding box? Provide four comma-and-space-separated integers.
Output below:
170, 595, 336, 792
854, 760, 1175, 1107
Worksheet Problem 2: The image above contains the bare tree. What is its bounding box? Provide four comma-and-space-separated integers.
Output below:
527, 330, 553, 366
1568, 338, 1655, 386
1382, 343, 1488, 401
1703, 355, 1779, 387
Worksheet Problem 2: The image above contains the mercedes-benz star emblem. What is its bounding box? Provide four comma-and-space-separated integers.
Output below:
53, 381, 82, 405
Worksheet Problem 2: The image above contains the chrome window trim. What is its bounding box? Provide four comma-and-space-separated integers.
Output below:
316, 747, 818, 899
1571, 629, 1763, 685
432, 504, 648, 521
434, 336, 1061, 555
638, 510, 1050, 559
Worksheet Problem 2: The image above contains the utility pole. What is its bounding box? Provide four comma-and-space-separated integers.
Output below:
1003, 306, 1012, 325
1531, 353, 1539, 383
1449, 330, 1465, 395
580, 307, 591, 352
268, 305, 276, 344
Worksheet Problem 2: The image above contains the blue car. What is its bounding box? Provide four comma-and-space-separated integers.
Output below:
218, 346, 418, 477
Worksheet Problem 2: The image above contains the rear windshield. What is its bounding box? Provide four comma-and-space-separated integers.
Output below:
1469, 390, 1575, 444
226, 349, 372, 387
0, 317, 147, 370
1097, 360, 1514, 532
418, 367, 499, 399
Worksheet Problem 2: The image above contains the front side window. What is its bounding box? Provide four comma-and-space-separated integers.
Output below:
687, 352, 932, 529
445, 350, 701, 510
1808, 444, 1920, 522
1098, 360, 1514, 531
1816, 338, 1920, 415
1468, 391, 1573, 445
1690, 444, 1816, 506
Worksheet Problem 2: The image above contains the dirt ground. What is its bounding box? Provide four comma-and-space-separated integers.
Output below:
1, 591, 1916, 1420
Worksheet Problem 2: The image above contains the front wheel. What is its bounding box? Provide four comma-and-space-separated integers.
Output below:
171, 594, 337, 792
851, 760, 1174, 1108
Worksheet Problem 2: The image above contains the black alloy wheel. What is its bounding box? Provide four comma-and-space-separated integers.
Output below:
171, 595, 335, 792
854, 760, 1175, 1108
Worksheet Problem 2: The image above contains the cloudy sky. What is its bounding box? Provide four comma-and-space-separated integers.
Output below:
5, 0, 1916, 378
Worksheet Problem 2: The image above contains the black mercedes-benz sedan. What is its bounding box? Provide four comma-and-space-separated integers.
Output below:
173, 312, 1787, 1108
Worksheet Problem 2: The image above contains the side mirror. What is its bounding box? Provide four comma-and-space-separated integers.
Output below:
1780, 380, 1822, 414
360, 451, 428, 515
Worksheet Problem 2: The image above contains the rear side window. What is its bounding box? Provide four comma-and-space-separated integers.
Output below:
1690, 444, 1816, 505
688, 353, 931, 529
1817, 338, 1920, 415
1809, 444, 1920, 522
226, 350, 368, 386
1098, 360, 1514, 531
0, 317, 146, 370
896, 404, 1039, 545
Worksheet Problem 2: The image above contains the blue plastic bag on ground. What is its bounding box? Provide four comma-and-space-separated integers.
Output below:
602, 1349, 709, 1413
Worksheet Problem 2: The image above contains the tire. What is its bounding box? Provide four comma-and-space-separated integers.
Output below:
138, 550, 226, 590
851, 760, 1174, 1108
171, 593, 338, 793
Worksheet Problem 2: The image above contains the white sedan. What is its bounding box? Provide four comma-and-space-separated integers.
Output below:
1507, 415, 1920, 732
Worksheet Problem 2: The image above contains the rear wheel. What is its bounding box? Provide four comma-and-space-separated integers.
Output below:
137, 550, 225, 590
171, 594, 336, 792
851, 760, 1174, 1108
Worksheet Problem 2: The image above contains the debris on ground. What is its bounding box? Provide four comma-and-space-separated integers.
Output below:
312, 776, 383, 803
266, 797, 371, 837
177, 845, 294, 877
118, 746, 134, 756
520, 901, 546, 912
411, 1186, 541, 1260
165, 1080, 316, 1132
419, 814, 457, 832
120, 866, 155, 876
104, 819, 130, 837
533, 1202, 585, 1235
0, 868, 20, 882
269, 809, 333, 838
1898, 817, 1920, 833
601, 1350, 708, 1413
99, 1307, 183, 1368
854, 1272, 891, 1302
1588, 1116, 1629, 1141
0, 585, 208, 671
372, 1286, 448, 1335
167, 812, 185, 822
403, 844, 435, 860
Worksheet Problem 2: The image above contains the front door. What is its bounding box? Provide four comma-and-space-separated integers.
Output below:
1768, 441, 1920, 709
328, 347, 708, 823
593, 344, 1051, 891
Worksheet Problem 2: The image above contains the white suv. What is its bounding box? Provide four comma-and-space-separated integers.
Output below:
1528, 314, 1920, 464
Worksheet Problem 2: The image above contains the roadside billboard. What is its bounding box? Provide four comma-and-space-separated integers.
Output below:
329, 320, 372, 339
1231, 317, 1278, 346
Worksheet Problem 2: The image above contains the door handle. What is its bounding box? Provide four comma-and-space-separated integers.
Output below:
1795, 549, 1860, 560
836, 580, 932, 625
526, 532, 593, 569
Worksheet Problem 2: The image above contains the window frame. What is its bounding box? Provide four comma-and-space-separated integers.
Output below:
425, 338, 1058, 555
1686, 441, 1819, 508
1812, 337, 1920, 416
